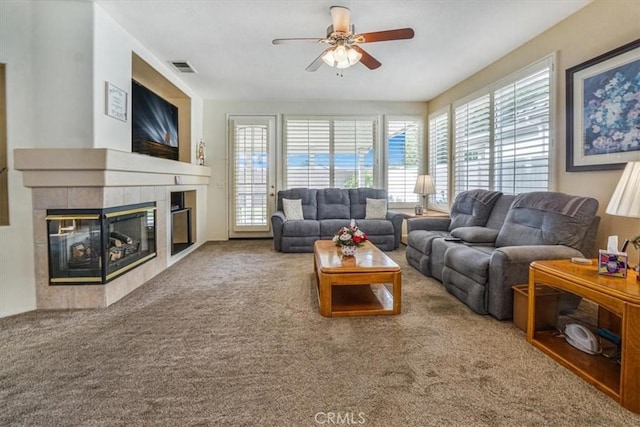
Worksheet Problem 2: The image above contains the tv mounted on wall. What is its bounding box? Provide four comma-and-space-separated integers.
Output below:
131, 80, 179, 161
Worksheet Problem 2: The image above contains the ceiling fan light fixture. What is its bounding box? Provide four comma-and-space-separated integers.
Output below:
348, 47, 362, 63
321, 49, 336, 66
333, 42, 348, 62
322, 44, 362, 69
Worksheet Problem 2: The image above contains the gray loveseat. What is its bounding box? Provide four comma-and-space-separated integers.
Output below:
271, 188, 403, 253
406, 190, 600, 320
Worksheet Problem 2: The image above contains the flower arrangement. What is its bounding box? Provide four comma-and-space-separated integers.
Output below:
584, 70, 640, 155
333, 225, 368, 247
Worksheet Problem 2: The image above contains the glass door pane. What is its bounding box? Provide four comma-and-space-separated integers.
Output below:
230, 117, 275, 235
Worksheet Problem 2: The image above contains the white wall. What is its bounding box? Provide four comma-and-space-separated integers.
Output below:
0, 1, 37, 317
203, 100, 427, 241
32, 0, 94, 149
0, 1, 205, 318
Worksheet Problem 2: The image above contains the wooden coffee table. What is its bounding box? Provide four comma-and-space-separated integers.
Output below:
313, 240, 401, 317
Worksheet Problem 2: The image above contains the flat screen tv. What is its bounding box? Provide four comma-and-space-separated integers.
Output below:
131, 80, 179, 160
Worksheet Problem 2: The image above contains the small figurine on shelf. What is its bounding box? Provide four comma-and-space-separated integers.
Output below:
197, 139, 206, 166
632, 234, 640, 282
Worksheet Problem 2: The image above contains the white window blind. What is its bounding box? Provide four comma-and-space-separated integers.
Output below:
233, 124, 268, 228
493, 66, 550, 194
450, 56, 552, 198
453, 95, 491, 195
428, 110, 449, 209
284, 117, 376, 189
386, 118, 422, 203
284, 119, 330, 188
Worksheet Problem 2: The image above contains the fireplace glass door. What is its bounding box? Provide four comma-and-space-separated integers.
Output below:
46, 203, 156, 285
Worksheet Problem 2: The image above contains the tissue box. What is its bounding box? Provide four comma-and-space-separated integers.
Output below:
598, 250, 627, 278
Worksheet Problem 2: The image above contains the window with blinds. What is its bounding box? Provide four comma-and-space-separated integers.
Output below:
232, 123, 268, 229
454, 95, 491, 194
428, 109, 449, 210
493, 66, 550, 194
386, 118, 422, 204
451, 56, 552, 197
284, 116, 376, 189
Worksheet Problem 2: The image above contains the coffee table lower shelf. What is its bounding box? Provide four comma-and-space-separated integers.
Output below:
329, 284, 394, 316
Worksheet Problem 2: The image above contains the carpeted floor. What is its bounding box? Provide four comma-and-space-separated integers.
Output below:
1, 240, 638, 426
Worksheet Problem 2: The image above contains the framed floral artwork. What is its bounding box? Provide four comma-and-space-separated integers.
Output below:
566, 39, 640, 171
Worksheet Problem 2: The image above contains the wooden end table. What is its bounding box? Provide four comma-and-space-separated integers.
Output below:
527, 259, 640, 413
313, 240, 401, 317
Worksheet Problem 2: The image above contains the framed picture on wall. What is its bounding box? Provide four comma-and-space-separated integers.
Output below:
105, 81, 128, 122
566, 38, 640, 172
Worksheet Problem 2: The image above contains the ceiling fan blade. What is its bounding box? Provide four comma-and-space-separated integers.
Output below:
351, 45, 381, 70
353, 28, 415, 43
305, 47, 333, 72
272, 38, 325, 45
330, 6, 351, 33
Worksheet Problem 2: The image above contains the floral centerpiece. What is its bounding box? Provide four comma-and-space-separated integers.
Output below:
632, 234, 640, 282
333, 224, 368, 256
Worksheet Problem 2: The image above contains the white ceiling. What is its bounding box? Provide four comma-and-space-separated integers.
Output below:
94, 0, 592, 102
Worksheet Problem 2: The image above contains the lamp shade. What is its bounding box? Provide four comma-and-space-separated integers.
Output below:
606, 161, 640, 218
413, 175, 436, 195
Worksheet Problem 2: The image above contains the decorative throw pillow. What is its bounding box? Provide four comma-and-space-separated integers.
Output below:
365, 198, 387, 219
282, 198, 304, 220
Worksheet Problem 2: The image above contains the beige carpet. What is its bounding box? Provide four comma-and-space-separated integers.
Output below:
0, 240, 638, 426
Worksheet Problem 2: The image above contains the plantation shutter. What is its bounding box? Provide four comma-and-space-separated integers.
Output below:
453, 95, 491, 195
284, 119, 331, 188
386, 118, 421, 203
233, 123, 268, 229
333, 119, 375, 188
428, 110, 449, 209
284, 116, 376, 189
493, 65, 551, 194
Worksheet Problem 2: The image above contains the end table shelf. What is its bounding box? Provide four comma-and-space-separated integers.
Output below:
532, 331, 620, 396
527, 259, 640, 413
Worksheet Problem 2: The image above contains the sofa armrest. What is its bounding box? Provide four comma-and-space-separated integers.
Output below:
487, 245, 584, 319
386, 210, 404, 249
270, 211, 287, 252
406, 217, 451, 233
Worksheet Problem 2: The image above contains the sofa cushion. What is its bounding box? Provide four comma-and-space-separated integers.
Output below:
355, 219, 395, 236
319, 219, 351, 238
445, 245, 494, 285
365, 198, 387, 219
495, 192, 599, 250
282, 220, 320, 237
277, 188, 318, 220
485, 194, 516, 230
317, 188, 350, 220
282, 198, 304, 220
448, 190, 503, 231
450, 226, 500, 245
349, 188, 387, 219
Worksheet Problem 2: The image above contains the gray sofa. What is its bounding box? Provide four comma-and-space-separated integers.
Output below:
406, 190, 600, 320
271, 188, 403, 253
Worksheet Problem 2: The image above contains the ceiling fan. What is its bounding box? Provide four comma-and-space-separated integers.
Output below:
272, 5, 414, 72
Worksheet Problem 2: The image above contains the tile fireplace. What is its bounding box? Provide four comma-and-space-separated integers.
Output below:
46, 203, 156, 285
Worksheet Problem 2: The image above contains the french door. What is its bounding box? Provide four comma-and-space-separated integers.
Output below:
228, 116, 276, 238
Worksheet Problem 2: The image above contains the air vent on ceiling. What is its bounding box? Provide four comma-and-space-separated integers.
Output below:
169, 60, 197, 74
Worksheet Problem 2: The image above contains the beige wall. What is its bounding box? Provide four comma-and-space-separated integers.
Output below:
428, 0, 640, 260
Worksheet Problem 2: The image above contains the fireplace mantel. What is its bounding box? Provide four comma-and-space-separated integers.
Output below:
14, 148, 210, 310
15, 148, 210, 187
